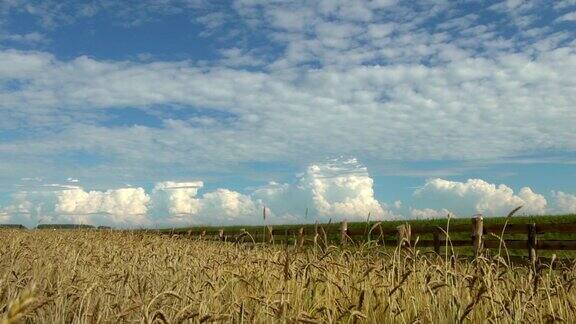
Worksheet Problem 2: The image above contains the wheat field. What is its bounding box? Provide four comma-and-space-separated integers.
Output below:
1, 229, 575, 323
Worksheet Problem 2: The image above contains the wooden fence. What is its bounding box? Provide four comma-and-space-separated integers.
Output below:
173, 216, 576, 265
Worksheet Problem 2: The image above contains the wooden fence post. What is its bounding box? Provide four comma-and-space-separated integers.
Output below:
297, 227, 304, 248
340, 221, 348, 245
313, 222, 319, 247
219, 229, 225, 242
397, 224, 411, 248
267, 225, 274, 244
396, 225, 404, 248
378, 225, 385, 247
528, 223, 538, 268
407, 224, 411, 247
433, 230, 440, 254
240, 228, 245, 243
472, 215, 484, 257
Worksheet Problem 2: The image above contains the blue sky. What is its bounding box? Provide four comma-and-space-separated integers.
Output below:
0, 0, 575, 227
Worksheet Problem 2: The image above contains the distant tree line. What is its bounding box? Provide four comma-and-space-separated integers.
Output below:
0, 224, 26, 229
0, 224, 113, 230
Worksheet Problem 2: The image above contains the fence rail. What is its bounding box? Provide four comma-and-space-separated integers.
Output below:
168, 216, 576, 265
176, 223, 576, 238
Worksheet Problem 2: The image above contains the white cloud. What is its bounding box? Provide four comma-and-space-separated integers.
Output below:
554, 1, 576, 10
1, 163, 575, 227
1, 47, 575, 176
410, 208, 451, 220
151, 159, 388, 225
2, 181, 260, 227
367, 23, 394, 39
254, 158, 390, 222
0, 2, 575, 183
557, 11, 576, 22
197, 189, 259, 224
0, 32, 47, 45
219, 47, 266, 67
55, 186, 150, 225
4, 186, 151, 227
3, 190, 57, 225
413, 178, 548, 216
152, 181, 203, 217
151, 181, 260, 226
552, 191, 576, 214
0, 0, 208, 29
0, 211, 10, 223
1, 159, 393, 226
303, 159, 387, 219
0, 1, 574, 225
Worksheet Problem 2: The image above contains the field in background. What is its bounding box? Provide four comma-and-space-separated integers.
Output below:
162, 214, 576, 236
2, 229, 576, 323
159, 214, 576, 258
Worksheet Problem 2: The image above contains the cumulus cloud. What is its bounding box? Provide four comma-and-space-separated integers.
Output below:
2, 181, 260, 227
4, 186, 151, 227
1, 159, 393, 226
0, 211, 10, 223
54, 186, 150, 225
197, 189, 259, 224
151, 181, 204, 217
254, 158, 390, 222
413, 178, 548, 216
552, 191, 576, 214
151, 181, 260, 226
151, 159, 388, 225
1, 165, 575, 227
409, 208, 451, 220
3, 189, 58, 225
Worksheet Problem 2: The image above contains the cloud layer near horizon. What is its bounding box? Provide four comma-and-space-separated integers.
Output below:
412, 178, 548, 217
2, 159, 575, 227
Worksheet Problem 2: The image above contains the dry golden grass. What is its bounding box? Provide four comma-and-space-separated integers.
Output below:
1, 229, 575, 323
